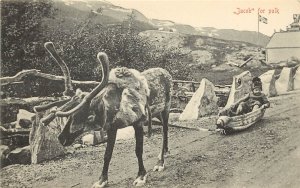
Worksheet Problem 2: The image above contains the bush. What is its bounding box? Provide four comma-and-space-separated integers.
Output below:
1, 0, 56, 76
1, 1, 191, 82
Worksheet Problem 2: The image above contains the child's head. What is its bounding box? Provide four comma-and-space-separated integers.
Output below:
251, 77, 262, 95
252, 86, 262, 95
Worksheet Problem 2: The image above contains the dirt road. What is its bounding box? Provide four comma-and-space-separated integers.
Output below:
1, 91, 300, 188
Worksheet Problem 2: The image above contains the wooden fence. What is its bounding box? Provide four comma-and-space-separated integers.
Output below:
0, 70, 232, 123
171, 80, 231, 111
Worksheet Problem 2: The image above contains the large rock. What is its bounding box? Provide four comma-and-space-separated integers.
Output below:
294, 67, 300, 90
82, 134, 94, 146
259, 70, 277, 97
179, 78, 219, 120
16, 109, 35, 129
81, 128, 134, 145
81, 130, 106, 146
225, 71, 252, 108
0, 145, 10, 168
30, 111, 66, 164
116, 127, 135, 140
7, 146, 31, 165
275, 67, 293, 95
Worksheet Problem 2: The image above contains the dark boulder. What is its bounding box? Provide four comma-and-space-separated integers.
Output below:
7, 146, 31, 165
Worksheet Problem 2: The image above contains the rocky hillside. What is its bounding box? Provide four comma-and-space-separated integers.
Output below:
59, 0, 149, 23
51, 0, 156, 32
55, 0, 270, 46
47, 0, 270, 84
53, 0, 268, 65
140, 30, 269, 84
154, 24, 270, 47
140, 30, 265, 68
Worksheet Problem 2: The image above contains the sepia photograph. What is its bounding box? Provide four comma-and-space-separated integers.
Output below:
1, 0, 300, 187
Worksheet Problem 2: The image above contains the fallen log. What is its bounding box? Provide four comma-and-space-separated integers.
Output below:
0, 127, 31, 138
1, 69, 40, 85
0, 97, 58, 124
0, 97, 57, 105
0, 69, 99, 86
0, 127, 30, 147
1, 69, 99, 99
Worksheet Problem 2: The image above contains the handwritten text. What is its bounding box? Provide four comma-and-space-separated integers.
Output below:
233, 8, 280, 15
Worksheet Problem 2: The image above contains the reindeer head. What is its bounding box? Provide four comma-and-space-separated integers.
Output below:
34, 42, 109, 146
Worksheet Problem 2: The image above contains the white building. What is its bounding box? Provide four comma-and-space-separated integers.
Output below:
265, 31, 300, 63
265, 14, 300, 64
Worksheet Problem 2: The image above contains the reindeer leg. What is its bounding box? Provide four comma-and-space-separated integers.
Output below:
92, 127, 117, 188
153, 110, 169, 172
133, 123, 147, 186
162, 110, 169, 155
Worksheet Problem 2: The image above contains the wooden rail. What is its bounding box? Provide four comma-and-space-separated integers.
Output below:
171, 79, 231, 109
0, 69, 99, 86
0, 127, 31, 139
1, 70, 231, 92
172, 79, 231, 93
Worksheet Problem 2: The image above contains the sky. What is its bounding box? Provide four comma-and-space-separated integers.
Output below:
107, 0, 300, 36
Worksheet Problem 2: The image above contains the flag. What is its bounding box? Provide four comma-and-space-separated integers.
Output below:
259, 14, 268, 24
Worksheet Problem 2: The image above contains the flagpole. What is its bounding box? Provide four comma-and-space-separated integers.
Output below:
257, 12, 260, 63
257, 12, 260, 47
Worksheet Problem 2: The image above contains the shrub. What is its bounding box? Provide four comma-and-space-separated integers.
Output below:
1, 0, 56, 76
1, 1, 191, 81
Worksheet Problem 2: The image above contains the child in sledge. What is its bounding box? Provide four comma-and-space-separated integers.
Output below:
220, 77, 270, 116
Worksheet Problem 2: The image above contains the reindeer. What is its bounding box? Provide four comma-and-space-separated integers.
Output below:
34, 42, 172, 187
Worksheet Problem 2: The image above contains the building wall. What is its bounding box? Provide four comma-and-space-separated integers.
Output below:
266, 48, 300, 63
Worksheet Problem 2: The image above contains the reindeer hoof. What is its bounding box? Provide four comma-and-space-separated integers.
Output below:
91, 180, 108, 188
157, 151, 170, 159
133, 174, 147, 186
220, 129, 227, 135
164, 151, 170, 157
153, 163, 165, 171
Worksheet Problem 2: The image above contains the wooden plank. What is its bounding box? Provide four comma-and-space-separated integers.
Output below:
0, 127, 31, 139
239, 57, 253, 67
0, 97, 58, 105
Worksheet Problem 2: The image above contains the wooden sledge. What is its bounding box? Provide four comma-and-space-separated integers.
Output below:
216, 105, 266, 134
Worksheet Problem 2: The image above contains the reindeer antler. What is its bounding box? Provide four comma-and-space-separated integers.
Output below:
33, 98, 71, 113
44, 42, 74, 96
35, 42, 109, 125
55, 52, 109, 117
33, 42, 76, 114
